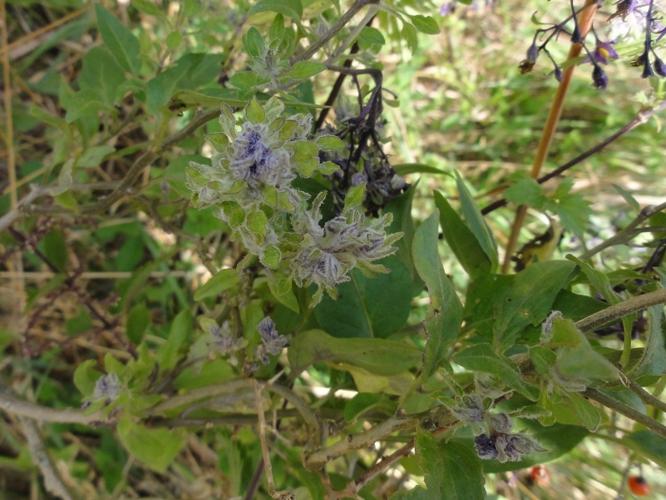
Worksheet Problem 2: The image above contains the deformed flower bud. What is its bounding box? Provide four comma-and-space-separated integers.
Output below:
654, 56, 666, 77
257, 317, 288, 356
210, 322, 246, 355
474, 434, 499, 460
541, 310, 563, 342
488, 412, 513, 434
526, 43, 539, 64
494, 433, 545, 463
255, 317, 288, 365
474, 432, 545, 462
592, 65, 608, 89
92, 373, 122, 402
452, 394, 486, 423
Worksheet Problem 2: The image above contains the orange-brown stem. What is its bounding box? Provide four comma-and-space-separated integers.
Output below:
501, 0, 599, 273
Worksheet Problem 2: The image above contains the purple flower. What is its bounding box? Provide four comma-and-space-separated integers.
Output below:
592, 41, 619, 64
655, 56, 666, 76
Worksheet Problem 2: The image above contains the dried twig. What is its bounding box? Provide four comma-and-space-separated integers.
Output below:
19, 418, 74, 500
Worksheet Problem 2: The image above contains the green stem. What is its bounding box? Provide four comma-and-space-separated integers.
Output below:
584, 387, 666, 438
576, 288, 666, 333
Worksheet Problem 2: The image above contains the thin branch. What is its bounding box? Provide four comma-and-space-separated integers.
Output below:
352, 439, 414, 494
501, 0, 599, 272
575, 288, 666, 332
292, 0, 378, 64
254, 382, 276, 497
625, 378, 666, 414
314, 43, 360, 131
584, 387, 666, 438
481, 100, 666, 215
82, 108, 220, 213
19, 418, 73, 500
581, 202, 666, 259
0, 386, 108, 425
305, 417, 413, 468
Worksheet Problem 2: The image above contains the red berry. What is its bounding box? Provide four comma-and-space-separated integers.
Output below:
530, 465, 550, 486
628, 476, 650, 496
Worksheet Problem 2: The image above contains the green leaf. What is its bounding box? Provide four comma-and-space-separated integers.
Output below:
435, 191, 491, 278
625, 430, 666, 468
94, 5, 141, 74
316, 135, 346, 152
284, 61, 325, 81
246, 98, 265, 124
629, 305, 666, 377
266, 273, 299, 313
358, 26, 385, 49
146, 53, 225, 113
78, 145, 115, 168
412, 213, 463, 376
243, 27, 265, 57
117, 417, 186, 473
416, 434, 484, 499
158, 310, 193, 372
504, 177, 547, 208
174, 359, 235, 390
194, 269, 240, 301
410, 15, 440, 34
314, 256, 414, 338
288, 329, 421, 376
454, 343, 538, 400
249, 0, 303, 20
551, 318, 620, 384
126, 304, 150, 345
540, 389, 604, 430
78, 47, 124, 106
393, 163, 449, 176
455, 173, 498, 269
494, 260, 576, 348
42, 230, 68, 272
386, 185, 420, 286
73, 360, 102, 397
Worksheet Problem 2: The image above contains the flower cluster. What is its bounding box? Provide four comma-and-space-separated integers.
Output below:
520, 0, 666, 88
187, 98, 400, 304
290, 192, 400, 299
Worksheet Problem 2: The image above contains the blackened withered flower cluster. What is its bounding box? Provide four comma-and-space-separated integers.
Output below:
520, 0, 666, 88
453, 394, 545, 463
320, 72, 408, 216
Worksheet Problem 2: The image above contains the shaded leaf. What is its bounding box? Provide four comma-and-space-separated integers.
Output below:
288, 329, 421, 376
412, 213, 463, 376
95, 5, 141, 74
454, 343, 538, 400
416, 434, 485, 499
